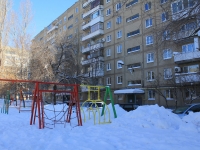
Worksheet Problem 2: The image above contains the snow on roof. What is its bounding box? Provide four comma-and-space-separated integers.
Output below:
114, 88, 144, 94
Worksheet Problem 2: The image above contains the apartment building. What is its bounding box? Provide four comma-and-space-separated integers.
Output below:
33, 0, 200, 107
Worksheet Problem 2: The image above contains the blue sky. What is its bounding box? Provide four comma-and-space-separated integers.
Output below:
13, 0, 78, 37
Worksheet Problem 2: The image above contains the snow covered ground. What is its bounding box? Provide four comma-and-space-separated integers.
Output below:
0, 99, 200, 150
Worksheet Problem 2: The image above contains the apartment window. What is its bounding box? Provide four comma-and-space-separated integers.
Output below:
182, 43, 194, 53
106, 8, 111, 16
91, 10, 100, 20
68, 24, 73, 29
128, 80, 141, 86
147, 53, 154, 63
106, 0, 110, 3
116, 16, 122, 24
117, 30, 122, 38
165, 89, 174, 100
117, 76, 123, 84
106, 35, 111, 42
117, 44, 122, 53
126, 13, 139, 22
68, 15, 73, 20
106, 77, 111, 85
107, 63, 111, 71
127, 29, 140, 37
126, 0, 138, 8
128, 63, 141, 69
172, 0, 196, 14
148, 90, 155, 100
107, 21, 111, 29
67, 34, 73, 39
75, 7, 78, 13
185, 89, 196, 99
127, 45, 140, 53
64, 16, 67, 22
161, 12, 169, 22
116, 3, 122, 11
162, 30, 170, 40
164, 68, 172, 79
63, 25, 67, 31
90, 22, 103, 32
146, 35, 153, 45
163, 49, 172, 59
59, 19, 62, 25
117, 60, 123, 69
183, 65, 199, 73
147, 71, 155, 81
181, 22, 196, 31
145, 18, 152, 28
144, 2, 151, 11
75, 18, 78, 23
160, 0, 168, 4
106, 49, 111, 56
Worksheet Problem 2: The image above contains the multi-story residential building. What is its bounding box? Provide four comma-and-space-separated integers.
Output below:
33, 0, 200, 108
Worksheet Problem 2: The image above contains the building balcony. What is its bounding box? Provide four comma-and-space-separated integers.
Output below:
82, 16, 104, 30
81, 57, 104, 65
173, 29, 195, 41
83, 5, 103, 19
174, 51, 200, 63
82, 29, 104, 41
89, 70, 104, 77
83, 0, 95, 8
175, 72, 200, 83
82, 42, 104, 53
47, 26, 58, 34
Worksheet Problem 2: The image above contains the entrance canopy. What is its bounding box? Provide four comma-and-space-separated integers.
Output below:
114, 89, 144, 94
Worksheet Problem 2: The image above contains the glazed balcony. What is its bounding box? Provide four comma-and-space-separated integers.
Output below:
82, 29, 104, 41
83, 0, 95, 8
82, 42, 104, 53
83, 5, 103, 19
81, 57, 104, 65
174, 51, 200, 63
82, 16, 104, 30
175, 72, 200, 83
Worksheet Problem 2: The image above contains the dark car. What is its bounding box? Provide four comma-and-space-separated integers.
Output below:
172, 103, 200, 118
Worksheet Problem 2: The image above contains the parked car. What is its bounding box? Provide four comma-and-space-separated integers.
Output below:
172, 103, 200, 118
87, 102, 104, 111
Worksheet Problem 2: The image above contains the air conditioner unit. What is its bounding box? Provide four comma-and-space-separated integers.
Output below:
174, 67, 181, 73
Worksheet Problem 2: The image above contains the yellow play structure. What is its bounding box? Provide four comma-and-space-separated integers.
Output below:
80, 85, 117, 125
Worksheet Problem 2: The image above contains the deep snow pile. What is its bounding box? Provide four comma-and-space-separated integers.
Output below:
0, 101, 200, 150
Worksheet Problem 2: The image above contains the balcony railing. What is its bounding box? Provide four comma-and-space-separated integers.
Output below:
82, 29, 104, 41
174, 51, 200, 63
175, 72, 200, 83
82, 16, 104, 30
83, 5, 103, 19
81, 57, 104, 65
173, 29, 195, 41
82, 42, 104, 53
83, 0, 95, 8
47, 26, 58, 34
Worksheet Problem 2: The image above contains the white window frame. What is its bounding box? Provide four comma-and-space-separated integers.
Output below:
147, 53, 154, 63
160, 0, 168, 4
117, 76, 123, 84
145, 18, 152, 28
106, 77, 111, 85
107, 63, 111, 71
164, 68, 172, 79
107, 21, 111, 29
75, 7, 78, 13
106, 49, 111, 56
162, 30, 170, 40
117, 44, 122, 53
161, 12, 168, 22
106, 35, 111, 42
106, 8, 111, 16
116, 16, 122, 24
144, 2, 151, 11
147, 71, 155, 81
116, 3, 122, 11
163, 49, 172, 59
64, 16, 67, 22
106, 0, 111, 3
148, 90, 155, 100
117, 60, 123, 69
165, 89, 174, 100
146, 35, 153, 45
182, 43, 194, 53
117, 30, 122, 38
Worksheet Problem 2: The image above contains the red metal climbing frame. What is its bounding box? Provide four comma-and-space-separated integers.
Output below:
0, 79, 82, 129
